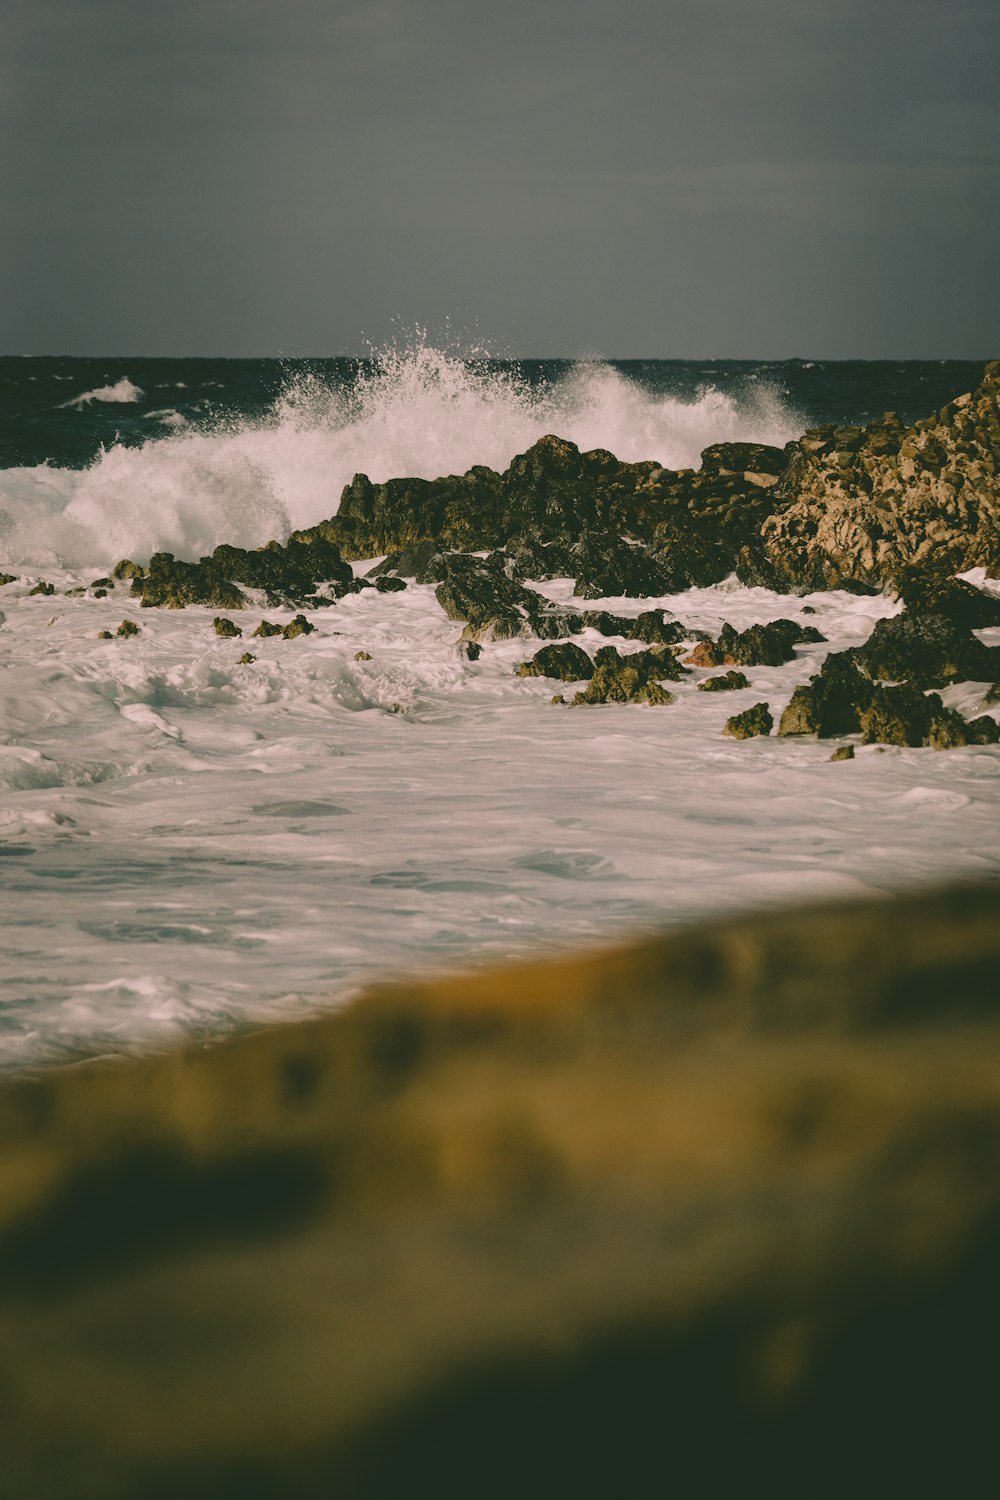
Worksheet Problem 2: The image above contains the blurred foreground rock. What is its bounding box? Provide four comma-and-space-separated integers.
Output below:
1, 884, 999, 1498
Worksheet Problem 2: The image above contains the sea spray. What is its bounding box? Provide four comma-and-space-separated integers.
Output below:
0, 343, 803, 570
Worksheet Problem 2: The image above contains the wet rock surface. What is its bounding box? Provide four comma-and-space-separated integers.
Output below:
2, 884, 998, 1499
723, 701, 773, 738
753, 362, 1000, 592
698, 670, 751, 692
571, 645, 684, 705
688, 618, 824, 668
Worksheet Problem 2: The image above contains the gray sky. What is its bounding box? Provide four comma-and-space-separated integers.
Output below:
3, 0, 999, 356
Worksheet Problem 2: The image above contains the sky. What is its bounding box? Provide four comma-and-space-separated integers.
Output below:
3, 0, 999, 357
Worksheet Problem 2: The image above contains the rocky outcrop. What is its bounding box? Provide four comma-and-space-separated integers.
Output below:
698, 670, 751, 692
3, 885, 999, 1498
688, 619, 824, 669
316, 434, 790, 586
748, 363, 1000, 592
853, 611, 1000, 689
723, 702, 773, 738
118, 535, 353, 610
778, 648, 1000, 748
515, 643, 594, 681
571, 645, 684, 705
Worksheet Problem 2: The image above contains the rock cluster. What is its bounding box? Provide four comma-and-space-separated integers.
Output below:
687, 618, 824, 669
747, 362, 1000, 592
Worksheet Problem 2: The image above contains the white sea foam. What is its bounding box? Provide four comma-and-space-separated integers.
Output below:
61, 376, 145, 409
0, 574, 997, 1072
0, 344, 802, 570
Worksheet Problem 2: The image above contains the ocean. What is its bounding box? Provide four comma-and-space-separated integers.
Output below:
1, 347, 998, 1071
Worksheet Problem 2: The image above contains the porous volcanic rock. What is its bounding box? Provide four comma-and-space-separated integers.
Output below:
749, 362, 1000, 592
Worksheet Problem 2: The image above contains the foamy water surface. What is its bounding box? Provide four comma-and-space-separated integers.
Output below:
1, 350, 999, 1072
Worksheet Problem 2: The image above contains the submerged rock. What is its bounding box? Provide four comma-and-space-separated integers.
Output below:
830, 744, 855, 761
28, 581, 55, 597
354, 650, 372, 661
238, 652, 256, 664
0, 572, 16, 587
723, 702, 773, 739
252, 620, 283, 639
213, 617, 243, 638
116, 619, 140, 638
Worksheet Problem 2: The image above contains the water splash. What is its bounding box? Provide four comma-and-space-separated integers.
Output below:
0, 341, 803, 570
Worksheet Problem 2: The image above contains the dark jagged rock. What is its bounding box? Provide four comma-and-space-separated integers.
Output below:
496, 534, 576, 582
689, 618, 824, 669
368, 542, 451, 583
858, 684, 934, 747
515, 643, 594, 682
282, 614, 315, 639
252, 619, 283, 639
118, 534, 352, 611
96, 629, 113, 639
92, 588, 108, 598
572, 646, 683, 705
570, 532, 676, 599
460, 641, 481, 661
894, 569, 1000, 629
28, 581, 54, 597
855, 612, 1000, 689
213, 617, 242, 638
238, 652, 256, 664
91, 577, 114, 590
925, 705, 1000, 751
723, 702, 773, 738
0, 572, 16, 586
112, 559, 144, 581
354, 651, 372, 661
699, 441, 788, 477
115, 619, 140, 638
314, 434, 788, 577
374, 575, 407, 593
778, 651, 874, 737
433, 555, 582, 642
830, 744, 855, 761
698, 670, 751, 692
754, 364, 1000, 592
128, 553, 247, 610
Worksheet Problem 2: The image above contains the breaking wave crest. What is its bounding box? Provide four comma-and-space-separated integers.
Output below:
0, 343, 803, 570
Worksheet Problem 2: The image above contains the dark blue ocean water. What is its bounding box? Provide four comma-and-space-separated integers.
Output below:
1, 356, 988, 472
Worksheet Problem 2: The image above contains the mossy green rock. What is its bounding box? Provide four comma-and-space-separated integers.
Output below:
116, 619, 140, 638
723, 702, 773, 738
515, 643, 595, 681
698, 670, 751, 692
572, 646, 682, 705
282, 614, 315, 639
252, 620, 283, 639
